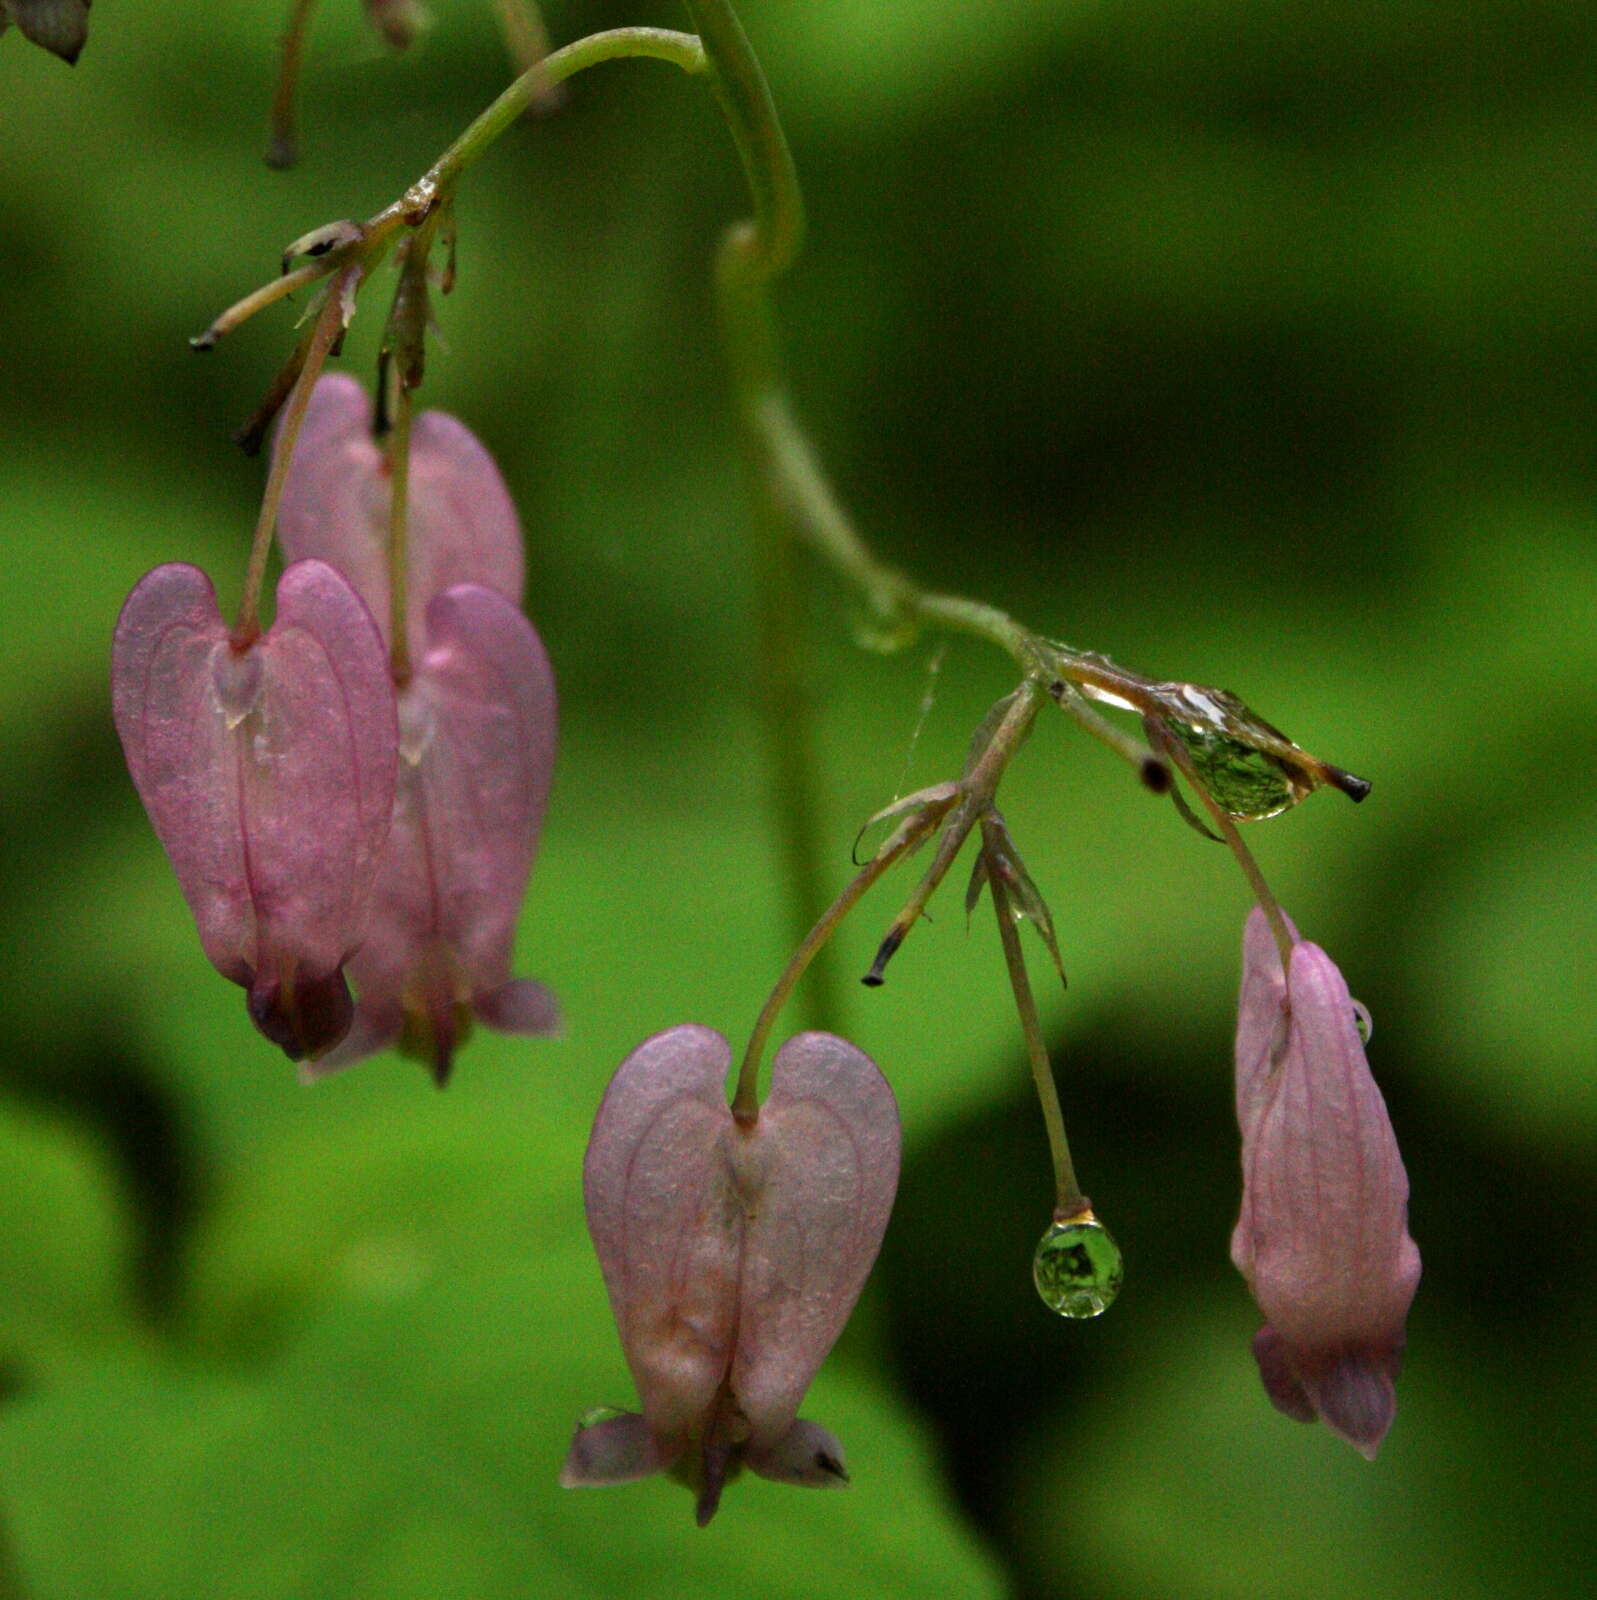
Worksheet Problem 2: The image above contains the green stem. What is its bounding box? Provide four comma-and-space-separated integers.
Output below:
688, 3, 837, 1030
398, 28, 707, 212
1149, 718, 1296, 970
864, 680, 1043, 984
234, 265, 360, 645
731, 814, 933, 1123
683, 2, 804, 276
982, 813, 1083, 1216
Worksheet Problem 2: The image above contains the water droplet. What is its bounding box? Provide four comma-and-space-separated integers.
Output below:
1033, 1213, 1123, 1319
1352, 1001, 1373, 1045
210, 643, 263, 729
397, 689, 435, 766
1170, 722, 1309, 820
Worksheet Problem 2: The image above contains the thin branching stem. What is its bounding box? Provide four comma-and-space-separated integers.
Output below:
983, 813, 1084, 1216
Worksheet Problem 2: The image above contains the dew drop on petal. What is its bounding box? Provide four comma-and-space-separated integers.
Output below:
1352, 1000, 1373, 1045
396, 689, 436, 766
1032, 1213, 1124, 1319
210, 643, 264, 729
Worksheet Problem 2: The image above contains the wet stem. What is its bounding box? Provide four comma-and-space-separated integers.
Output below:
981, 814, 1084, 1217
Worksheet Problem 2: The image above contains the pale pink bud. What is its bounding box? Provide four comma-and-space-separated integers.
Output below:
277, 375, 524, 668
1230, 908, 1421, 1457
112, 561, 396, 1060
1, 0, 91, 64
309, 583, 557, 1085
564, 1025, 901, 1523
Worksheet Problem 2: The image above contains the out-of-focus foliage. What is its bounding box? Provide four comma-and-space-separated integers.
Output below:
1, 1, 1593, 1596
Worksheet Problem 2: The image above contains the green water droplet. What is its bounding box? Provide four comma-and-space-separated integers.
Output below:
1171, 722, 1308, 820
1033, 1214, 1124, 1319
1352, 1001, 1373, 1045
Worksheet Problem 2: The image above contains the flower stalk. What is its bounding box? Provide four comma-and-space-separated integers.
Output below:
982, 812, 1083, 1217
234, 263, 362, 646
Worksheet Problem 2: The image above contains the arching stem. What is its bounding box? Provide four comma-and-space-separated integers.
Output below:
731, 813, 937, 1124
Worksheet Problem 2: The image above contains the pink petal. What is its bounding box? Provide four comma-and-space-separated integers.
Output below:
277, 376, 524, 666
745, 1419, 849, 1488
112, 561, 396, 1059
730, 1032, 901, 1449
473, 977, 560, 1036
1249, 1325, 1317, 1424
343, 584, 556, 1079
560, 1413, 665, 1487
581, 1025, 743, 1458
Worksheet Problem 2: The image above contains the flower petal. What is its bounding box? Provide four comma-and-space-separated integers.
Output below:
112, 564, 251, 981
581, 1025, 741, 1457
277, 376, 524, 665
730, 1031, 900, 1448
343, 585, 557, 1074
559, 1413, 665, 1487
745, 1419, 850, 1488
5, 0, 90, 63
112, 560, 396, 1059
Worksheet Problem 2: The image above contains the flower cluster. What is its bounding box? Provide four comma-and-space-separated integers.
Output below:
112, 377, 557, 1081
102, 2, 1428, 1517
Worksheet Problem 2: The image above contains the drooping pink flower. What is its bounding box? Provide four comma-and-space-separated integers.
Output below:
112, 561, 397, 1060
563, 1025, 901, 1524
278, 374, 524, 669
1230, 908, 1421, 1458
309, 583, 558, 1084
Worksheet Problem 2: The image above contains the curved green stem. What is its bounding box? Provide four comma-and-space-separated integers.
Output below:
687, 4, 837, 1030
403, 28, 707, 209
982, 813, 1083, 1216
684, 2, 804, 276
731, 814, 934, 1123
234, 264, 360, 644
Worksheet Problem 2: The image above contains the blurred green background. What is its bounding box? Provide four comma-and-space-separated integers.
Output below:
2, 1, 1594, 1595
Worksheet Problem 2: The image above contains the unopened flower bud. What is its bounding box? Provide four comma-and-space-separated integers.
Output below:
1230, 909, 1421, 1457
